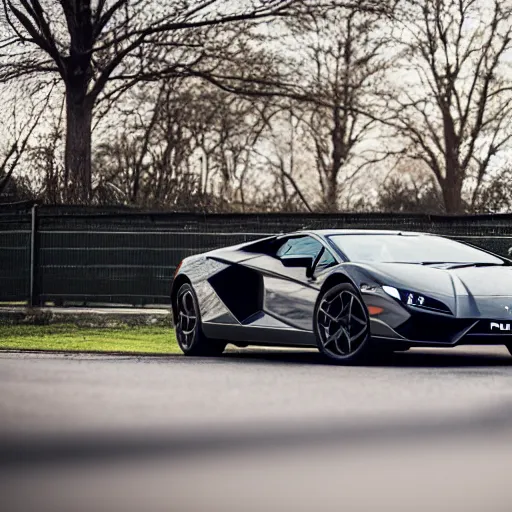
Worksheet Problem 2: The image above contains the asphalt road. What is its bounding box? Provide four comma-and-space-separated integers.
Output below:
1, 346, 512, 512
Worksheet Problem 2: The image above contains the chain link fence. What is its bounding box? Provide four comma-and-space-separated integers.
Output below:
1, 202, 512, 307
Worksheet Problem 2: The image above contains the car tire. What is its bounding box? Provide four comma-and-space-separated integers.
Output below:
175, 283, 226, 356
314, 282, 372, 365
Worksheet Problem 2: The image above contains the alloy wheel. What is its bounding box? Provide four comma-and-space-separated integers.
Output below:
316, 287, 369, 359
177, 287, 198, 350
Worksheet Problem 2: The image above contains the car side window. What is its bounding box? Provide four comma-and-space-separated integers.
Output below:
317, 249, 337, 271
276, 236, 322, 258
275, 236, 337, 272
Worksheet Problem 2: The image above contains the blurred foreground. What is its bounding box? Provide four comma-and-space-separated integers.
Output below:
1, 347, 511, 512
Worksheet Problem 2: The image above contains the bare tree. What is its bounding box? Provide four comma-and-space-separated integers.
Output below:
0, 0, 387, 205
93, 78, 196, 208
93, 77, 277, 210
254, 109, 314, 212
385, 0, 512, 213
0, 0, 287, 204
192, 90, 279, 209
376, 161, 445, 213
285, 7, 389, 211
0, 86, 51, 198
471, 167, 512, 213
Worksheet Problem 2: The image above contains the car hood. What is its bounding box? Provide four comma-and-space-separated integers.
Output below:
355, 262, 512, 318
361, 262, 512, 296
449, 266, 512, 296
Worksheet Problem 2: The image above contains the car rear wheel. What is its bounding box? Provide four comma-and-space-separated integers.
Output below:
314, 283, 372, 364
175, 283, 226, 356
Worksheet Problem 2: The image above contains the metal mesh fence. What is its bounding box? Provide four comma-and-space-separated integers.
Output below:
1, 203, 512, 306
0, 208, 31, 302
36, 230, 260, 305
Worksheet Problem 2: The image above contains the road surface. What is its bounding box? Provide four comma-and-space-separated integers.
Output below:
1, 346, 512, 512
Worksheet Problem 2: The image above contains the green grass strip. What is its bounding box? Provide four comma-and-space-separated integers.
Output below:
0, 324, 180, 354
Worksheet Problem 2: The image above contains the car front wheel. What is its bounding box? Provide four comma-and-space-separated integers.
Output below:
314, 282, 372, 365
175, 283, 226, 356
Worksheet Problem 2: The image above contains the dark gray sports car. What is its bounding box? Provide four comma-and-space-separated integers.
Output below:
171, 230, 512, 363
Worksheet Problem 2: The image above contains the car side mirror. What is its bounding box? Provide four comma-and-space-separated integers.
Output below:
280, 255, 315, 275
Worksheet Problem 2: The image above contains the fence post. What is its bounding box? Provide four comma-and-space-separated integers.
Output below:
29, 204, 38, 307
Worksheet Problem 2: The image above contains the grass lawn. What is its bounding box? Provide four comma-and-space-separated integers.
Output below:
0, 324, 180, 355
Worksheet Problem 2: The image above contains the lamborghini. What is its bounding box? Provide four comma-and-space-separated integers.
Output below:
171, 230, 512, 363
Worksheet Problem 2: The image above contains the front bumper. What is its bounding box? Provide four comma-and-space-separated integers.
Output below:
371, 314, 512, 347
363, 290, 512, 346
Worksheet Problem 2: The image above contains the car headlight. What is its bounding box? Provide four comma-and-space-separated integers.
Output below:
382, 285, 451, 314
382, 285, 401, 300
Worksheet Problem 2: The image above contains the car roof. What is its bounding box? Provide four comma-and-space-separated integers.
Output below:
294, 229, 431, 237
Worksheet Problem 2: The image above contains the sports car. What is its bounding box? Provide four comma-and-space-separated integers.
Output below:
171, 230, 512, 363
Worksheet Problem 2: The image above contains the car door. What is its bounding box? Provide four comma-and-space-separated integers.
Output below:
245, 235, 338, 331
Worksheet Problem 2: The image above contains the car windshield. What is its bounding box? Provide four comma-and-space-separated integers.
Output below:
329, 234, 504, 265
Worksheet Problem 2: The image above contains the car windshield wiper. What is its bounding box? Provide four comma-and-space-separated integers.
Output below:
381, 261, 460, 266
441, 262, 505, 269
418, 261, 459, 266
381, 261, 505, 268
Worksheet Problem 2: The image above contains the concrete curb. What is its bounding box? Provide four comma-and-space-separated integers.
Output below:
0, 307, 172, 327
0, 349, 179, 357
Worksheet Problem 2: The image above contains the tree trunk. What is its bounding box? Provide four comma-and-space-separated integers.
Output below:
64, 89, 93, 204
441, 176, 464, 214
441, 107, 464, 214
325, 173, 338, 212
442, 141, 464, 214
326, 106, 345, 212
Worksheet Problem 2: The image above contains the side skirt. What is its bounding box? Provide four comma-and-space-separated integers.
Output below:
202, 323, 316, 347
